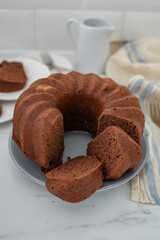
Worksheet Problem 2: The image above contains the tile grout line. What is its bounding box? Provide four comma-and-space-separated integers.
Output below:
121, 11, 126, 41
79, 0, 82, 9
33, 9, 37, 50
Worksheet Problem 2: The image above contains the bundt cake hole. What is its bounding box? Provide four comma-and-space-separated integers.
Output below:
56, 94, 104, 137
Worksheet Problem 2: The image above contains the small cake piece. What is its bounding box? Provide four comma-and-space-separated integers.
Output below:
87, 126, 143, 180
0, 105, 2, 115
0, 61, 27, 92
46, 156, 103, 203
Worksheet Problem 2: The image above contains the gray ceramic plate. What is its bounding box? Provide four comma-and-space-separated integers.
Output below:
8, 131, 148, 192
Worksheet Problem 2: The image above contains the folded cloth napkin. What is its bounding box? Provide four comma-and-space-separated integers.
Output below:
128, 76, 160, 204
106, 38, 160, 204
106, 38, 160, 83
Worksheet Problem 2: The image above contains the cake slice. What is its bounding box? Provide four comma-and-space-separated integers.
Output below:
46, 156, 103, 203
98, 107, 145, 145
87, 126, 143, 180
0, 61, 27, 92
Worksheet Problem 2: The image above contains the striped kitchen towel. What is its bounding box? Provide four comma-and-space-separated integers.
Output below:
106, 38, 160, 84
129, 76, 160, 204
106, 38, 160, 204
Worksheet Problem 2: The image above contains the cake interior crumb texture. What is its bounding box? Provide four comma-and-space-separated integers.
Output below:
87, 126, 143, 180
46, 156, 103, 203
0, 61, 28, 92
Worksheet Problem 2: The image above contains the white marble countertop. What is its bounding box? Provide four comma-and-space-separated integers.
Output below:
0, 51, 160, 240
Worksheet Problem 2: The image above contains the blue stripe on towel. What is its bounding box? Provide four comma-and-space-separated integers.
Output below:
139, 83, 160, 204
127, 41, 160, 204
130, 41, 146, 63
123, 44, 134, 63
129, 78, 144, 95
131, 80, 160, 204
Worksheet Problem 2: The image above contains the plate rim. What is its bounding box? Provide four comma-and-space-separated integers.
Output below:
0, 101, 15, 124
8, 131, 149, 191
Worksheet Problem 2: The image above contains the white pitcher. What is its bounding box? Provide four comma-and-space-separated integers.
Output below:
67, 18, 114, 74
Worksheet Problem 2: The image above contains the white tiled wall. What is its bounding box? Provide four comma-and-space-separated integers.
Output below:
36, 10, 123, 50
81, 0, 160, 12
0, 9, 35, 49
0, 0, 81, 9
0, 0, 160, 50
124, 12, 160, 40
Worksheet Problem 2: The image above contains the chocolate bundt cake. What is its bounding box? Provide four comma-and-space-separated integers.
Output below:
87, 126, 143, 180
12, 71, 145, 172
46, 156, 103, 203
0, 61, 27, 92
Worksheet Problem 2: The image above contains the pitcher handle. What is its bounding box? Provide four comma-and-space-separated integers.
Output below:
66, 18, 79, 48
